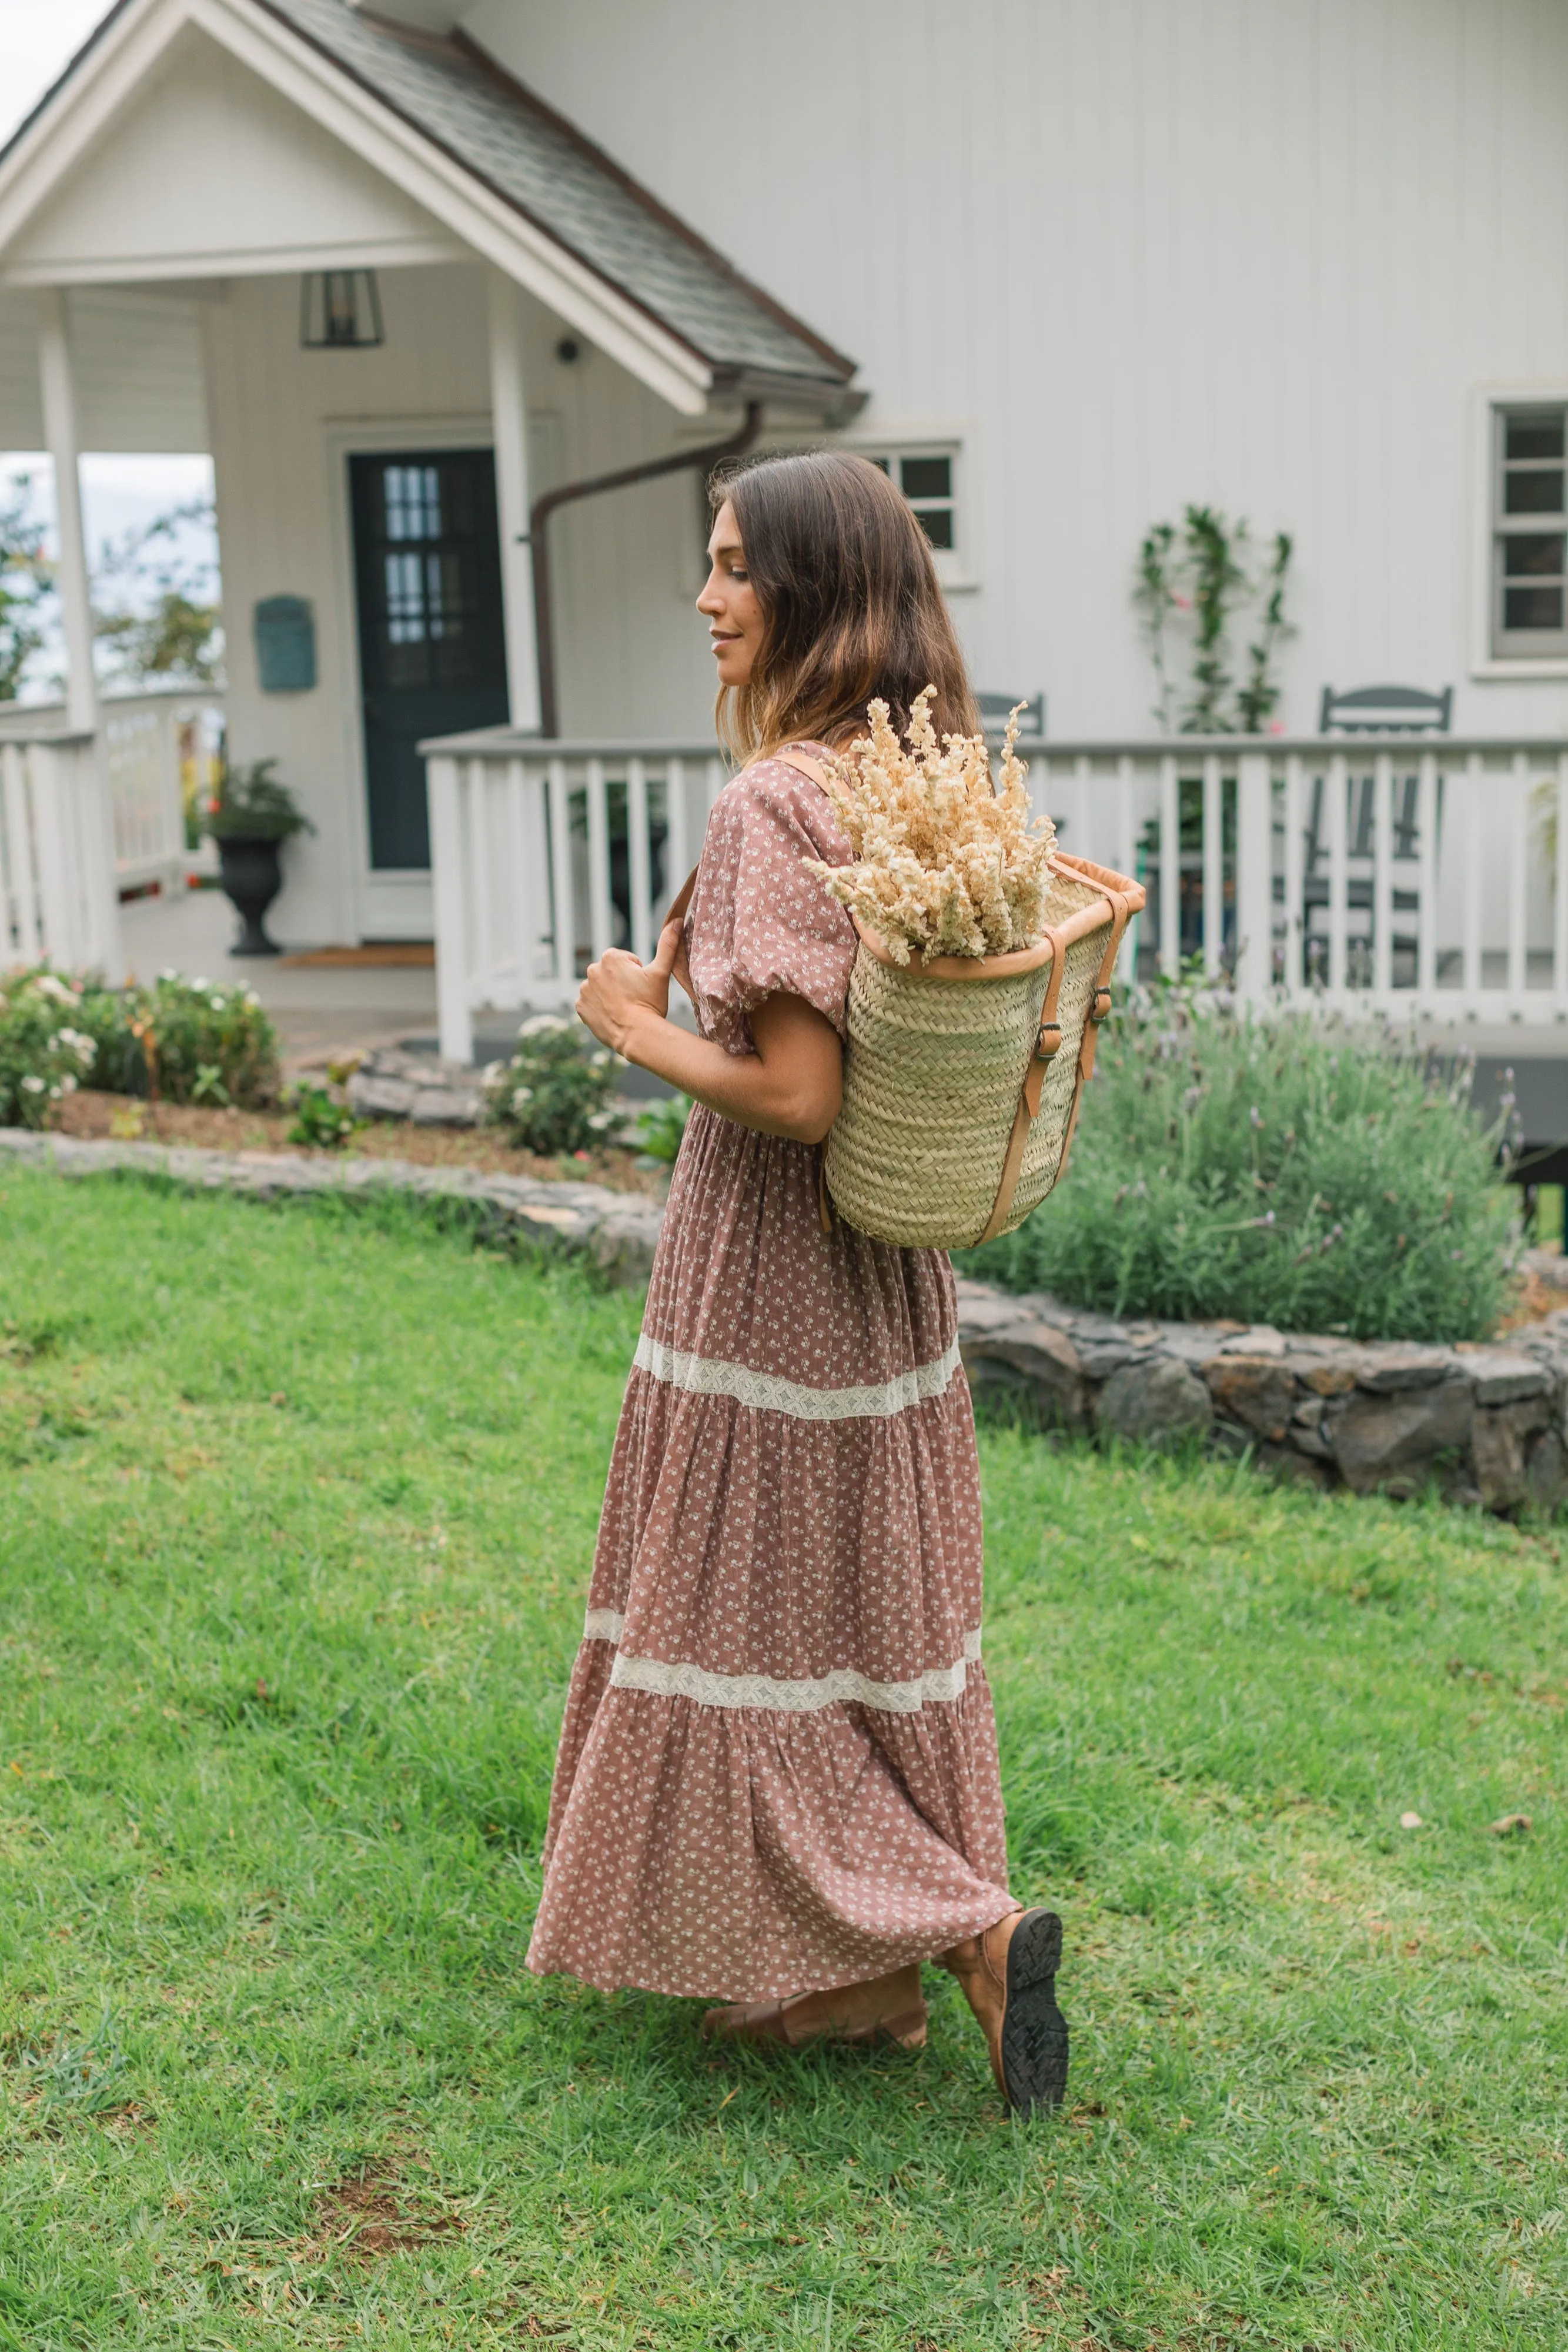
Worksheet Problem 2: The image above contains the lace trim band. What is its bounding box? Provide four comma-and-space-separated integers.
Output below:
583, 1609, 625, 1644
631, 1331, 962, 1423
595, 1626, 983, 1716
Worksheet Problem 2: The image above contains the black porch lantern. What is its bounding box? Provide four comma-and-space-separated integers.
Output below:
299, 268, 385, 350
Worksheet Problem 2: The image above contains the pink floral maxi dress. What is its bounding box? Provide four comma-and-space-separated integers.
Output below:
526, 751, 1017, 1999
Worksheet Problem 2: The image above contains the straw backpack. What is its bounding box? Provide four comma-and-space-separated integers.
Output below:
667, 750, 1145, 1254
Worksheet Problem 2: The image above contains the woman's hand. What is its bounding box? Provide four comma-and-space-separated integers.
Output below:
576, 927, 679, 1055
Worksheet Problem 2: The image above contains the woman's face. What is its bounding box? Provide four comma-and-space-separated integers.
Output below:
697, 498, 764, 687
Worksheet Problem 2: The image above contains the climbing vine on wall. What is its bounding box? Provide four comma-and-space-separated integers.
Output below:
1134, 506, 1294, 734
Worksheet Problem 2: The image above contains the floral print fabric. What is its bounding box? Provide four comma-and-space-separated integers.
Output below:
526, 753, 1015, 1999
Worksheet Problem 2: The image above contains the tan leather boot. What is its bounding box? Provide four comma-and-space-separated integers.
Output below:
938, 1907, 1067, 2114
700, 1963, 927, 2051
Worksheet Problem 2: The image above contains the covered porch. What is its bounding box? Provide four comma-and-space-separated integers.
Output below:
0, 0, 858, 983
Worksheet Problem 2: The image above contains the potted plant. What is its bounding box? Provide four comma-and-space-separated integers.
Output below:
203, 759, 315, 956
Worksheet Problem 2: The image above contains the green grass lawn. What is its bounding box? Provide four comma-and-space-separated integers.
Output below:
1, 1168, 1564, 2351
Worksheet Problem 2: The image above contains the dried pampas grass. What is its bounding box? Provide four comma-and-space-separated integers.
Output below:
803, 689, 1054, 963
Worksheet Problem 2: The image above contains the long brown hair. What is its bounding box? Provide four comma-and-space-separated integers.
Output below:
710, 450, 980, 761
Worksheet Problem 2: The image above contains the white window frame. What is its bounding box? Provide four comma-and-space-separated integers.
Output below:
690, 427, 977, 593
849, 437, 971, 590
1471, 382, 1568, 677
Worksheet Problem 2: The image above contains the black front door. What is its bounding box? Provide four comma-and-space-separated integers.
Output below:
349, 449, 510, 870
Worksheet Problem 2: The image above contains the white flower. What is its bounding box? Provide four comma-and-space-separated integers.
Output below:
591, 1050, 611, 1069
20, 1074, 44, 1093
210, 995, 226, 1011
518, 1013, 569, 1038
159, 967, 179, 981
59, 1074, 76, 1095
510, 1085, 534, 1109
29, 974, 77, 1005
192, 977, 209, 991
587, 1110, 615, 1130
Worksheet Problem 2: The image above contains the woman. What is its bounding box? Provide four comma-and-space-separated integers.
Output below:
526, 451, 1067, 2116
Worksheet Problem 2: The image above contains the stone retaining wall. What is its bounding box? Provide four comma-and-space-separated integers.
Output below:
8, 1125, 1566, 1514
0, 1129, 664, 1289
956, 1277, 1568, 1514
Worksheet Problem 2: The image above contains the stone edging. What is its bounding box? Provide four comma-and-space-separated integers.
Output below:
955, 1277, 1568, 1514
8, 1125, 1566, 1513
0, 1128, 664, 1289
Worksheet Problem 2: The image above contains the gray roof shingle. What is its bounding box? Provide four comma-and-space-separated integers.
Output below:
257, 0, 857, 389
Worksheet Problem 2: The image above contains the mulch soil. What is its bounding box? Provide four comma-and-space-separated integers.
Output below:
49, 1091, 663, 1196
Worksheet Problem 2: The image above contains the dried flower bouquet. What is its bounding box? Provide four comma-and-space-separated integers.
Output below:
804, 688, 1054, 963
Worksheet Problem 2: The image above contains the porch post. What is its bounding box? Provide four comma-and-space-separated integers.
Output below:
486, 268, 542, 733
36, 289, 97, 738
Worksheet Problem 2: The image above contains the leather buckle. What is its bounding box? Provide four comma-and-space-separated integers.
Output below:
1036, 1020, 1063, 1060
1089, 987, 1112, 1025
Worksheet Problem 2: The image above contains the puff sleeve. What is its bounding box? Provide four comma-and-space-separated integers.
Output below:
684, 755, 857, 1055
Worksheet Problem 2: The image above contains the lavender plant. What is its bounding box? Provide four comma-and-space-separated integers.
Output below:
961, 980, 1519, 1342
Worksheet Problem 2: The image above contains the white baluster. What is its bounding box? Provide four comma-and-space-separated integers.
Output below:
1202, 754, 1223, 977
1325, 751, 1349, 998
628, 755, 653, 964
548, 756, 573, 997
586, 756, 613, 960
1507, 750, 1529, 1006
1461, 752, 1483, 1003
1158, 753, 1179, 978
426, 752, 472, 1063
1372, 750, 1394, 1000
1416, 753, 1438, 1005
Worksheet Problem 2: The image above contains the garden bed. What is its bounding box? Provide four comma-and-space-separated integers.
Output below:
48, 1087, 661, 1194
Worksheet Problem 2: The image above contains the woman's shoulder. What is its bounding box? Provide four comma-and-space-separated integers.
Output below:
711, 744, 846, 853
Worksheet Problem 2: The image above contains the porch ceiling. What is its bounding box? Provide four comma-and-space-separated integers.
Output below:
0, 0, 863, 423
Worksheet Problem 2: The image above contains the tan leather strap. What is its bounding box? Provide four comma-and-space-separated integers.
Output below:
775, 747, 834, 792
974, 927, 1066, 1245
1075, 887, 1132, 1090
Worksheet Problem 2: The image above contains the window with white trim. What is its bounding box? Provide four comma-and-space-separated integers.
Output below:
862, 447, 965, 583
1493, 405, 1568, 656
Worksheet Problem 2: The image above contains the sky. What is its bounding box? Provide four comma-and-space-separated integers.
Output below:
0, 1, 220, 697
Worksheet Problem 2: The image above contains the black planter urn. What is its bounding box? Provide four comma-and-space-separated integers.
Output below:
216, 833, 285, 956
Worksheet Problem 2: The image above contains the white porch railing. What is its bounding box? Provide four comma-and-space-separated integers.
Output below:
423, 728, 1568, 1062
0, 731, 123, 975
0, 686, 226, 897
424, 732, 731, 1060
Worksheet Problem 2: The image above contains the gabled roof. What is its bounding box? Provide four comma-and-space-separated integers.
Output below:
0, 0, 861, 416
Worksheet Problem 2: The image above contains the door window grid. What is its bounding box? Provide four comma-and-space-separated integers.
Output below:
1493, 405, 1568, 656
383, 464, 442, 542
384, 550, 459, 646
867, 449, 957, 553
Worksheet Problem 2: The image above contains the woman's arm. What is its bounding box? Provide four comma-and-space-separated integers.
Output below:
576, 922, 842, 1145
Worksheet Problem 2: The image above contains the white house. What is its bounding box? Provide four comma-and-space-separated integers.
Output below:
4, 0, 1568, 1068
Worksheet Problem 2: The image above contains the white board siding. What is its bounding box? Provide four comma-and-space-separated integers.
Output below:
5, 23, 459, 284
203, 259, 719, 944
474, 0, 1568, 739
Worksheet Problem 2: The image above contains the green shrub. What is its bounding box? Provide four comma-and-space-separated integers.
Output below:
286, 1079, 360, 1150
76, 970, 279, 1107
633, 1091, 691, 1166
0, 969, 98, 1128
483, 1015, 620, 1155
959, 983, 1520, 1343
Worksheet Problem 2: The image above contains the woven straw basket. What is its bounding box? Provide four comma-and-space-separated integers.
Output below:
819, 850, 1146, 1252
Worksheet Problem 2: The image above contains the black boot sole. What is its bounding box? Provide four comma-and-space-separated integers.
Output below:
999, 1908, 1068, 2116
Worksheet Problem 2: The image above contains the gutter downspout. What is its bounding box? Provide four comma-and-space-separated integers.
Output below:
526, 400, 764, 737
